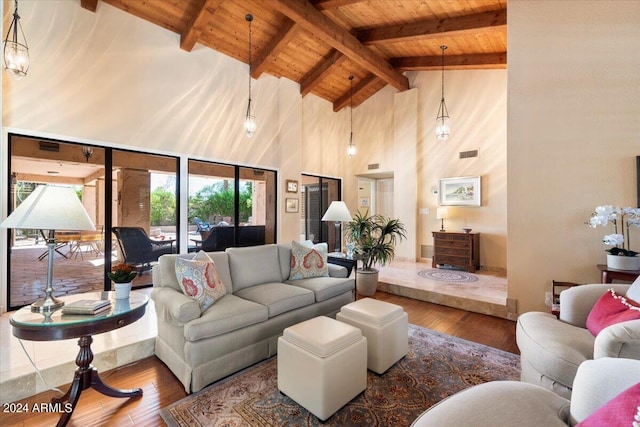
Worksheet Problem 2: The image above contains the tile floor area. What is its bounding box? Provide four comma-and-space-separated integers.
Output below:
1, 260, 509, 404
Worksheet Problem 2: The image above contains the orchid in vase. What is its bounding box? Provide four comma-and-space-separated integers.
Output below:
587, 206, 640, 257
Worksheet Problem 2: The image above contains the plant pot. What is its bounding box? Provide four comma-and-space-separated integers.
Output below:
356, 268, 379, 297
606, 254, 640, 271
114, 282, 132, 300
113, 298, 131, 313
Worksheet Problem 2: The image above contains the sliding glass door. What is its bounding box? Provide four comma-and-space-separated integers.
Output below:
300, 174, 341, 250
7, 135, 107, 309
187, 160, 276, 252
111, 149, 179, 288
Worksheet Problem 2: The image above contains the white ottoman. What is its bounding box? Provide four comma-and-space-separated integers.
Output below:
337, 297, 408, 374
277, 316, 367, 421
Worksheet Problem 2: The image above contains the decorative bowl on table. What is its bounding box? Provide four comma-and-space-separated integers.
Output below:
462, 228, 472, 233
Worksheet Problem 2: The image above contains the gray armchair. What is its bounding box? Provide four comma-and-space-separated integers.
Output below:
412, 357, 640, 426
516, 281, 640, 399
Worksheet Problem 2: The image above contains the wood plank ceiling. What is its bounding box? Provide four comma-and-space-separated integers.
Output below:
81, 0, 507, 111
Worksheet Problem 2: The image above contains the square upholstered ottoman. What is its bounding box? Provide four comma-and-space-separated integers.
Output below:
277, 316, 367, 421
337, 297, 408, 374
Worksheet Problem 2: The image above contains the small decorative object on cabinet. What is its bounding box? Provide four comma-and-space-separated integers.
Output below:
432, 231, 480, 273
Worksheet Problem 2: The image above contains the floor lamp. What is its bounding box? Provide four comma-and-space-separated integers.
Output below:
321, 201, 352, 253
1, 185, 95, 312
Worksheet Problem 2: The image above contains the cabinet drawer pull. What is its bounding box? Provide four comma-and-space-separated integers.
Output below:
117, 319, 125, 326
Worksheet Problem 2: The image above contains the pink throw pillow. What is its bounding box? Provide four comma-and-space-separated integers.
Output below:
585, 289, 640, 336
576, 383, 640, 426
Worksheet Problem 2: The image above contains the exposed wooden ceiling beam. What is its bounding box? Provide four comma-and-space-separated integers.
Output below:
358, 9, 507, 45
312, 0, 368, 10
300, 50, 347, 96
391, 52, 507, 71
180, 0, 223, 52
252, 20, 299, 78
84, 168, 106, 185
332, 74, 380, 111
80, 0, 99, 12
271, 0, 409, 92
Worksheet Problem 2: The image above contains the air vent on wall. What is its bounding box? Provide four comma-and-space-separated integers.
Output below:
459, 149, 478, 159
367, 163, 380, 170
39, 141, 60, 152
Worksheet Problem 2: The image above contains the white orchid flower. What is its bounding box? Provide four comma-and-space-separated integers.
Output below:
603, 234, 624, 246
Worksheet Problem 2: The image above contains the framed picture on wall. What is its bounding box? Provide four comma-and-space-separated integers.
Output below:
286, 180, 298, 193
439, 176, 481, 207
285, 198, 299, 213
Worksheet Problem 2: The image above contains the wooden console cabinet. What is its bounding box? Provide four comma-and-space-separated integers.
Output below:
432, 231, 480, 273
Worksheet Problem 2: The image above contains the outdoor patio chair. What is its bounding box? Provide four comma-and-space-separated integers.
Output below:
193, 217, 211, 232
112, 227, 176, 274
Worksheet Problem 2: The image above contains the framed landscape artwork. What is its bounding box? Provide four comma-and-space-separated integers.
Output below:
439, 176, 481, 207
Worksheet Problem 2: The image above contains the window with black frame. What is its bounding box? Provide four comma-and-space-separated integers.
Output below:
187, 160, 276, 252
300, 175, 341, 249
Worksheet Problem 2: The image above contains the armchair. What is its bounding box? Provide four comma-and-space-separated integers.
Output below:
412, 357, 640, 426
112, 227, 176, 273
516, 279, 640, 399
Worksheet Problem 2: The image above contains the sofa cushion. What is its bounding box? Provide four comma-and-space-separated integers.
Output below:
183, 294, 268, 342
234, 282, 315, 318
576, 383, 640, 427
175, 251, 227, 313
585, 289, 640, 336
286, 276, 355, 302
289, 241, 329, 280
227, 245, 282, 292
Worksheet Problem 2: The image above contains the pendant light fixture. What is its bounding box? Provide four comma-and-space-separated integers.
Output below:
347, 75, 356, 157
3, 0, 29, 80
435, 45, 450, 141
82, 146, 94, 162
244, 14, 256, 138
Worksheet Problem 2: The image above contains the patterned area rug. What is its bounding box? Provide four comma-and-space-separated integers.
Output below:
161, 325, 520, 427
418, 269, 479, 283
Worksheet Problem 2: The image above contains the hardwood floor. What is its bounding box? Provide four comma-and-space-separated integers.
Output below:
3, 292, 518, 427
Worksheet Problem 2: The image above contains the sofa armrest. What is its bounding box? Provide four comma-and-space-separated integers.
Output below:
559, 284, 630, 327
150, 287, 200, 325
328, 264, 348, 278
593, 319, 640, 359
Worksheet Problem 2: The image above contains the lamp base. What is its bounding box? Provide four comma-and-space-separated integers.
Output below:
31, 295, 65, 313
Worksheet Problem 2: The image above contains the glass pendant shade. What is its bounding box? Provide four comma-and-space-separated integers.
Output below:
436, 100, 450, 141
347, 133, 356, 157
244, 106, 256, 138
3, 1, 29, 80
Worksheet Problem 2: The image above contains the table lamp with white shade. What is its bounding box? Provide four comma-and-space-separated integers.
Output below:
436, 207, 449, 232
1, 185, 96, 312
321, 201, 352, 253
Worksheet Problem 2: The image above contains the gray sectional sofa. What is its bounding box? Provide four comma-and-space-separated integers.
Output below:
151, 243, 355, 393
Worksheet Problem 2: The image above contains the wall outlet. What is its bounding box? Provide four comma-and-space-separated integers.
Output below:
419, 208, 429, 215
544, 292, 552, 307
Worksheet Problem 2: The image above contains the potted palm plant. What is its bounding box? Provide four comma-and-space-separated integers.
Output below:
345, 210, 406, 296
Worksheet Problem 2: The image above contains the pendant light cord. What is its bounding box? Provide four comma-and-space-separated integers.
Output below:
440, 45, 446, 102
246, 14, 253, 115
349, 75, 354, 143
